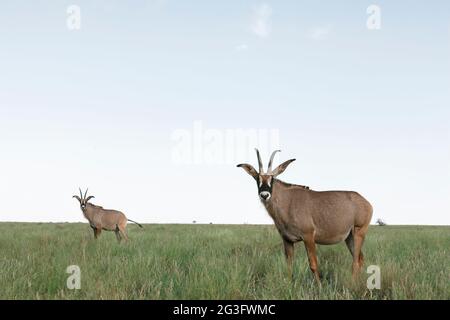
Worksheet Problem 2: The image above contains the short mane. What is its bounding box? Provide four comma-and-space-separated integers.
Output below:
276, 179, 311, 190
87, 203, 104, 209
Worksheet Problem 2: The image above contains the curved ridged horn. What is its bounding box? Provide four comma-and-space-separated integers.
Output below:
267, 150, 281, 174
255, 148, 263, 174
79, 188, 83, 200
84, 188, 89, 200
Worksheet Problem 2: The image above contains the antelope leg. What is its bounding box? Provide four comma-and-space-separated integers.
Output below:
303, 235, 320, 283
115, 230, 122, 243
352, 226, 367, 277
283, 239, 294, 279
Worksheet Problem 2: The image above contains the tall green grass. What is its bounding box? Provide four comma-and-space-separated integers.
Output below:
0, 223, 448, 299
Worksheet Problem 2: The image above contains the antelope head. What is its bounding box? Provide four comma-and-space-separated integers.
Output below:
237, 149, 296, 202
73, 188, 95, 210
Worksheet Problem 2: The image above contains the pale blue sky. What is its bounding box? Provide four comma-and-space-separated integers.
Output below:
0, 1, 449, 224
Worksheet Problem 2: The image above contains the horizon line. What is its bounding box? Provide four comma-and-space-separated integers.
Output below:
0, 221, 449, 227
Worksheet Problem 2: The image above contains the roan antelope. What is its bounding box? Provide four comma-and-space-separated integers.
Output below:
73, 188, 143, 242
237, 150, 373, 281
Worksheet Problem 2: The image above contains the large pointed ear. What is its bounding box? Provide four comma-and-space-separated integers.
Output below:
237, 163, 259, 180
85, 196, 95, 203
73, 195, 82, 203
272, 159, 296, 177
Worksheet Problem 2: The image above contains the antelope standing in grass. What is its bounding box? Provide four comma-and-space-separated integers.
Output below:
73, 189, 143, 242
237, 150, 373, 282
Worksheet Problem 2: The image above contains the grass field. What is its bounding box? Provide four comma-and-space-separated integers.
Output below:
0, 223, 448, 300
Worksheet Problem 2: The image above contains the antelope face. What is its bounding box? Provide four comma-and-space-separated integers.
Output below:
258, 175, 273, 201
73, 188, 95, 211
237, 149, 296, 203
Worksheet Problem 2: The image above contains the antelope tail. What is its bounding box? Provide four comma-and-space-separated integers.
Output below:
127, 219, 143, 228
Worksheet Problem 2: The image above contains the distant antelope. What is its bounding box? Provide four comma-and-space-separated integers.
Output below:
237, 150, 373, 281
73, 189, 143, 242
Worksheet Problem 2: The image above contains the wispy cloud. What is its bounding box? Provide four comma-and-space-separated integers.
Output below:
251, 4, 272, 38
307, 26, 332, 40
